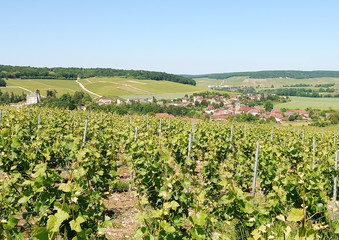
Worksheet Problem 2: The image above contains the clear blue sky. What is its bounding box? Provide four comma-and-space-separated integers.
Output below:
1, 0, 339, 74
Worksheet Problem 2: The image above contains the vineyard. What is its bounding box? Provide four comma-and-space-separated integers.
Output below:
0, 107, 339, 239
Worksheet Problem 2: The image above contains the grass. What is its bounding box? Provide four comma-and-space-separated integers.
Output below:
78, 77, 204, 98
275, 96, 339, 110
5, 79, 89, 97
0, 87, 30, 95
194, 77, 248, 88
195, 77, 339, 88
5, 77, 205, 99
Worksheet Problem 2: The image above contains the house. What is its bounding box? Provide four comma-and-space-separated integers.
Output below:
193, 96, 203, 103
284, 111, 296, 117
97, 98, 112, 105
156, 113, 175, 118
116, 99, 123, 105
26, 92, 40, 105
182, 97, 189, 103
205, 105, 215, 114
210, 112, 231, 120
270, 113, 284, 122
248, 109, 260, 116
127, 98, 153, 104
271, 109, 282, 115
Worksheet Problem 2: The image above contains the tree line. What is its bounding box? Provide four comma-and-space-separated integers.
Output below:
0, 65, 196, 85
187, 70, 339, 79
261, 88, 339, 98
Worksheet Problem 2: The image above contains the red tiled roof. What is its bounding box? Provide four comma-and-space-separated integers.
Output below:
156, 113, 175, 118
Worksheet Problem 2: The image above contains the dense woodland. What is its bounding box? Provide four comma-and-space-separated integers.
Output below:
0, 65, 196, 85
187, 70, 339, 79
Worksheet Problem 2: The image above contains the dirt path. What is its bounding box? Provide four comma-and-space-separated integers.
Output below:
6, 86, 32, 92
75, 80, 102, 98
5, 86, 46, 97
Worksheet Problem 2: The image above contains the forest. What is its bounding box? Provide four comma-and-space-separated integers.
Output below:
188, 70, 339, 79
0, 65, 196, 85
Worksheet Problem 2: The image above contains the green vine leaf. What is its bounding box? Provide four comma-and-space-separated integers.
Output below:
287, 208, 304, 222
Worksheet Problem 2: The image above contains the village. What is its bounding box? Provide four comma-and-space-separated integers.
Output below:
96, 93, 315, 123
22, 90, 334, 125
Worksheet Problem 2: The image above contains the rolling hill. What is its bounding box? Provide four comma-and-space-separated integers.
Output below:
4, 77, 204, 99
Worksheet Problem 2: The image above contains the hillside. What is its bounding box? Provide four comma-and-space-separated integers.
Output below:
185, 70, 339, 79
0, 65, 196, 85
5, 77, 204, 99
194, 76, 339, 88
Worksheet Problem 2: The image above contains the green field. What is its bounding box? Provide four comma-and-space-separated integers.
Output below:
195, 77, 339, 88
78, 77, 204, 98
0, 87, 30, 95
275, 96, 339, 110
5, 79, 87, 97
4, 77, 204, 99
194, 77, 247, 88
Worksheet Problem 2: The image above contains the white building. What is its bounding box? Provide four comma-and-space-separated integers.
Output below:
26, 92, 40, 105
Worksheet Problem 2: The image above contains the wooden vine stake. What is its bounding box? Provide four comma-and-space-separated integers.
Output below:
229, 124, 234, 149
0, 109, 2, 124
252, 142, 260, 206
244, 123, 247, 138
37, 114, 41, 137
82, 119, 88, 148
129, 127, 138, 191
186, 133, 192, 193
313, 136, 316, 164
192, 119, 195, 141
302, 130, 304, 144
335, 133, 337, 147
333, 152, 338, 220
271, 126, 274, 142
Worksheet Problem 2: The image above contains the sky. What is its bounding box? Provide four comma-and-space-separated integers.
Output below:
1, 0, 339, 74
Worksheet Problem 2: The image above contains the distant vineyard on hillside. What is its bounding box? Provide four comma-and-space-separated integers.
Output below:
186, 70, 339, 79
0, 65, 196, 85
